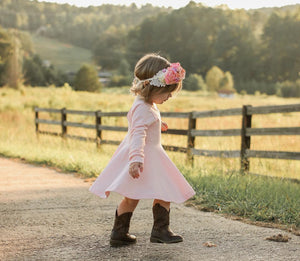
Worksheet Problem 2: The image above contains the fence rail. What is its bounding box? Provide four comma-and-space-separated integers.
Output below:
34, 103, 300, 172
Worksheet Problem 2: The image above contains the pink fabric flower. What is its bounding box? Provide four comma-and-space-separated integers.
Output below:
165, 63, 186, 85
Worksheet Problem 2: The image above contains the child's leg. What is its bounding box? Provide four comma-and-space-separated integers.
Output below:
153, 199, 170, 211
150, 199, 183, 244
117, 197, 139, 215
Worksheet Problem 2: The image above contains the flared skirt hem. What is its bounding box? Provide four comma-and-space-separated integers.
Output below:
89, 188, 195, 204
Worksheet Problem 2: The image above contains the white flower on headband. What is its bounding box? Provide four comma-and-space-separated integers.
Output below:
150, 70, 166, 87
134, 63, 186, 87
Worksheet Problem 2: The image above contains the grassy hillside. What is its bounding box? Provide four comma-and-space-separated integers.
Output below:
31, 34, 93, 72
0, 86, 299, 228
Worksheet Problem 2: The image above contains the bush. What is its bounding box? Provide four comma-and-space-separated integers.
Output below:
220, 71, 234, 91
277, 80, 300, 97
205, 66, 224, 92
240, 90, 247, 96
74, 64, 102, 92
205, 66, 235, 93
235, 80, 277, 95
184, 73, 207, 91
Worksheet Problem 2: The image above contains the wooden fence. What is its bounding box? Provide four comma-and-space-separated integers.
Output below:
35, 103, 300, 172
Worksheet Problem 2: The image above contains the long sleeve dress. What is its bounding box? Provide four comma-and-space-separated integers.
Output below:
89, 96, 195, 203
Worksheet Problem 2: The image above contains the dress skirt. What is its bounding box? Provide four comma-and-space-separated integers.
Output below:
89, 97, 195, 203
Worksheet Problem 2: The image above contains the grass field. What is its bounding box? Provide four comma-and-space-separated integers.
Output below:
0, 86, 299, 229
31, 34, 93, 72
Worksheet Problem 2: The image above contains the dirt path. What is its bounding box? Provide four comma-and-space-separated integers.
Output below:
0, 157, 299, 261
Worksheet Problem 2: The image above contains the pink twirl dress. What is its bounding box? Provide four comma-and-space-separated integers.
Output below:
89, 96, 195, 203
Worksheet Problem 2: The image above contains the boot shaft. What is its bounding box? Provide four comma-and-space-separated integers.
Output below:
152, 203, 170, 229
112, 210, 133, 233
151, 203, 183, 243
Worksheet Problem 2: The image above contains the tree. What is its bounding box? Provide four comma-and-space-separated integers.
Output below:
6, 31, 23, 89
184, 73, 207, 91
189, 30, 213, 74
0, 27, 13, 86
213, 24, 259, 82
23, 55, 45, 86
73, 64, 102, 92
205, 66, 224, 92
261, 12, 300, 82
93, 29, 125, 70
118, 58, 131, 76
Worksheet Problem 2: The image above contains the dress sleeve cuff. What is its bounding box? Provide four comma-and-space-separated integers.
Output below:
129, 156, 144, 165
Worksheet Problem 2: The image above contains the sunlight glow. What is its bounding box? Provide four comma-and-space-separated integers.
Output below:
37, 0, 300, 10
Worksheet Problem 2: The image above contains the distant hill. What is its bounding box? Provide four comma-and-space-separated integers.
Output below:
31, 34, 93, 73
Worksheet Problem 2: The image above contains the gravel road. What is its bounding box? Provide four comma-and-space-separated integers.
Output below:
0, 157, 299, 261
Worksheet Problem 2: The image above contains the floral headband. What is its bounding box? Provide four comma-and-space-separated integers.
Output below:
134, 63, 186, 87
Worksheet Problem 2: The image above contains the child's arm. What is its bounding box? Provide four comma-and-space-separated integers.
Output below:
128, 105, 157, 177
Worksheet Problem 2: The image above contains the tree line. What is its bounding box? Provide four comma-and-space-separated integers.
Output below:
0, 0, 299, 96
0, 0, 169, 49
120, 2, 300, 96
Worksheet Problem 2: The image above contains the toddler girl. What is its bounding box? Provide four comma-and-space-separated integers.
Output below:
89, 53, 195, 247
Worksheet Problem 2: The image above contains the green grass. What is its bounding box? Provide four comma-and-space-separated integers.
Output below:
183, 167, 300, 228
0, 136, 108, 178
31, 34, 93, 72
0, 86, 299, 229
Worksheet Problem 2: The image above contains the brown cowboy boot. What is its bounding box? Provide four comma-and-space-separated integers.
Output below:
110, 210, 137, 247
150, 203, 183, 243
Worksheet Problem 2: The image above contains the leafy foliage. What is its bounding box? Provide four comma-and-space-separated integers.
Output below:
235, 80, 277, 95
205, 66, 225, 92
277, 80, 300, 97
1, 1, 300, 96
23, 54, 68, 86
184, 73, 207, 91
262, 13, 300, 82
124, 2, 299, 94
219, 72, 235, 92
0, 0, 170, 49
74, 64, 102, 92
0, 26, 12, 86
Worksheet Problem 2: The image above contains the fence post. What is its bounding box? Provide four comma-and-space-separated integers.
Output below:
240, 105, 252, 173
35, 107, 39, 139
96, 110, 102, 148
35, 107, 39, 133
61, 107, 67, 138
187, 112, 196, 165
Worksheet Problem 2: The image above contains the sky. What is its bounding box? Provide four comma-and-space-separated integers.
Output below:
37, 0, 300, 10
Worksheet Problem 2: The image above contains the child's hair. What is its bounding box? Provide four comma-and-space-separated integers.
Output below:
130, 53, 182, 103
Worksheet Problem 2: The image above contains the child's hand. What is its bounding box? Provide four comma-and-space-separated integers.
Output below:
129, 162, 143, 179
161, 121, 168, 132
